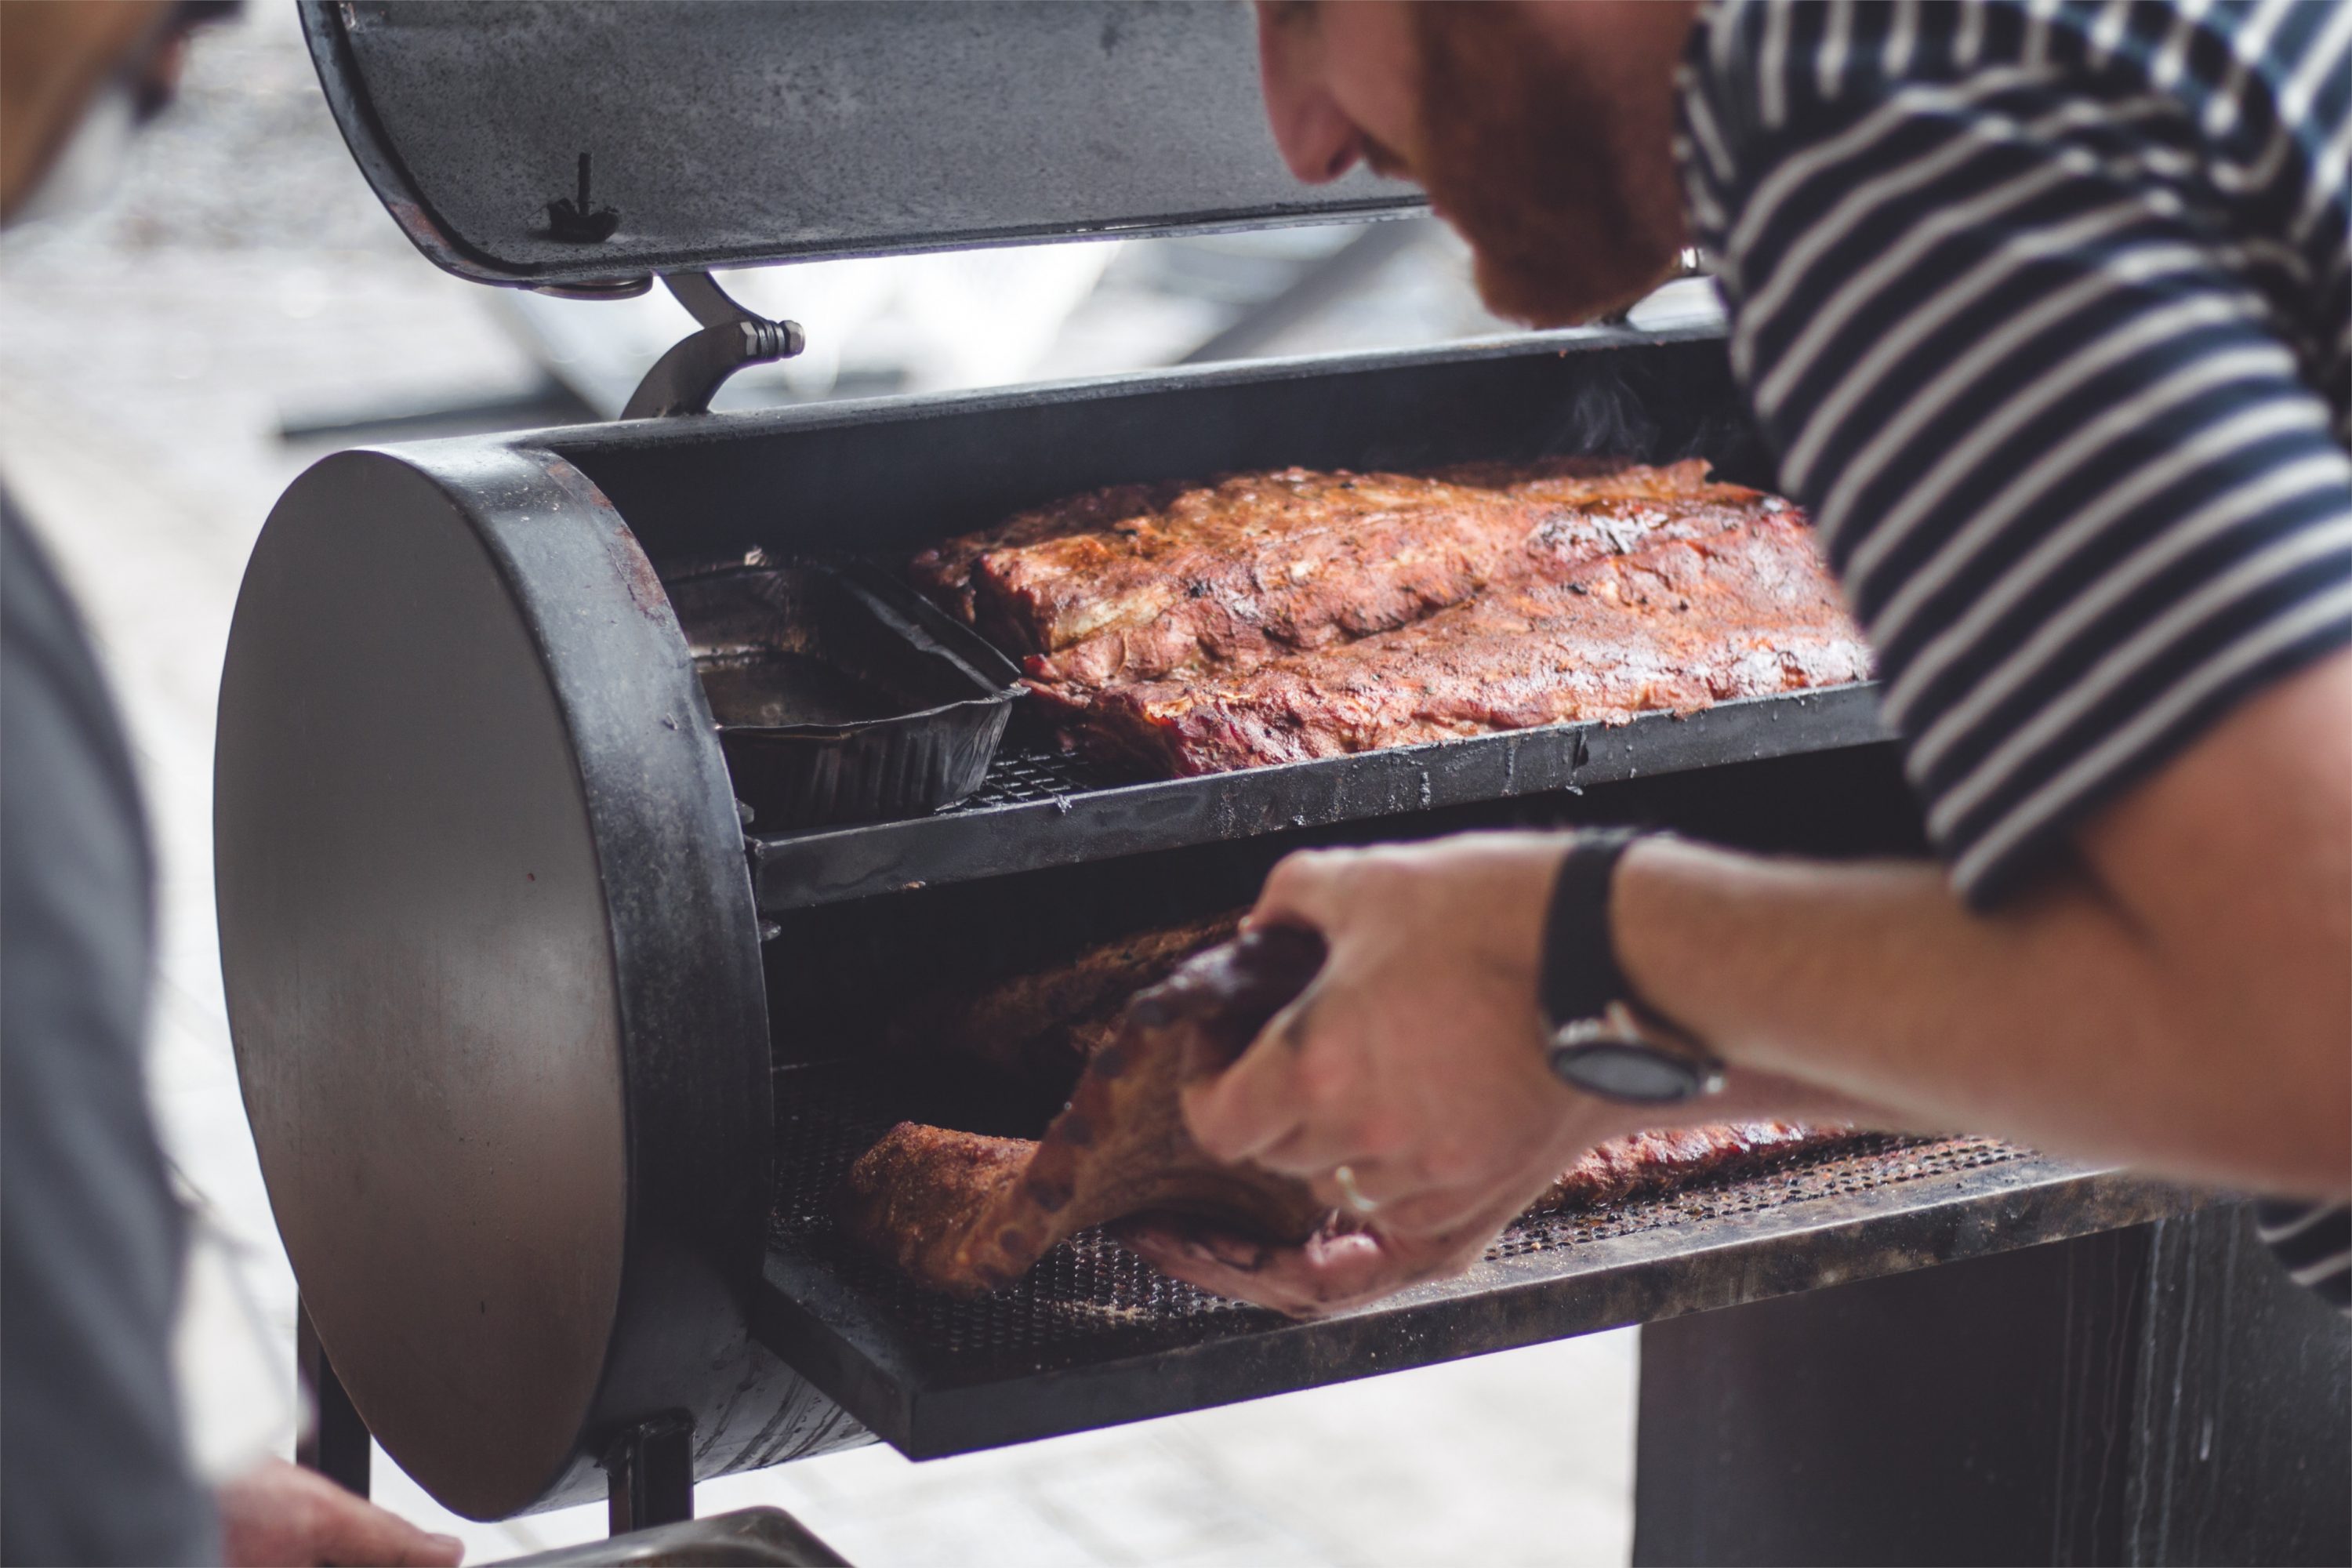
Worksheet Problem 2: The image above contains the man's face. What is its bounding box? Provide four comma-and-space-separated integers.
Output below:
1255, 0, 1695, 326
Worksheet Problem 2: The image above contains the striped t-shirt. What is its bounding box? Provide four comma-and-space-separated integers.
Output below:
1674, 0, 2350, 1308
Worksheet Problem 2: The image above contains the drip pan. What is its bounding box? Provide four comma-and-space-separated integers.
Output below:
671, 555, 1024, 829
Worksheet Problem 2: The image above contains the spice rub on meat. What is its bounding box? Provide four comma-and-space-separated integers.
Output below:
1532, 1122, 1861, 1212
844, 919, 1863, 1308
909, 459, 1867, 775
879, 911, 1241, 1092
909, 459, 1787, 689
844, 927, 1332, 1297
1029, 510, 1871, 776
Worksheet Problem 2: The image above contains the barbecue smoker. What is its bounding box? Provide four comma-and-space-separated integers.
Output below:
218, 4, 2348, 1561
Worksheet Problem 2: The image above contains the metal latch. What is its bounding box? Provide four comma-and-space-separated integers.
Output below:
622, 272, 805, 420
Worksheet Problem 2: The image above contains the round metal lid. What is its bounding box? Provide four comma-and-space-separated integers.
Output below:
216, 446, 773, 1516
303, 0, 1424, 290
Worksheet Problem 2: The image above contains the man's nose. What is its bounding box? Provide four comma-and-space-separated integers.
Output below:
1270, 90, 1364, 184
1257, 16, 1364, 183
1267, 87, 1364, 183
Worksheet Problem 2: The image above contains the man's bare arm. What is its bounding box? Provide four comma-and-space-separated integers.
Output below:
1163, 651, 2347, 1313
1615, 646, 2352, 1198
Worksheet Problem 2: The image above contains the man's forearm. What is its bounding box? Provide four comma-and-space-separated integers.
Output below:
1683, 1060, 1903, 1138
1612, 836, 2347, 1197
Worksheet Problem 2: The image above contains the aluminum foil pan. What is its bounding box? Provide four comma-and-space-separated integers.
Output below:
670, 554, 1022, 830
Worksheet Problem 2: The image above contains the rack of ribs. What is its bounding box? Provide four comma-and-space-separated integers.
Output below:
879, 912, 1241, 1093
1027, 513, 1872, 776
912, 459, 1778, 684
844, 921, 1860, 1306
843, 927, 1334, 1296
909, 459, 1868, 775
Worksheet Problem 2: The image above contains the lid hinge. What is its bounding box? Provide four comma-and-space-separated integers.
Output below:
622, 272, 805, 420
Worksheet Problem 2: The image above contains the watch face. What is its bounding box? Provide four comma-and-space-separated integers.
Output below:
1549, 1040, 1707, 1103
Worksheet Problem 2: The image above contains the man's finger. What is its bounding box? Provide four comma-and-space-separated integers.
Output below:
1289, 1151, 1417, 1210
1283, 1166, 1497, 1244
1246, 848, 1360, 937
221, 1460, 465, 1568
1390, 1175, 1561, 1255
1118, 1217, 1276, 1273
1120, 1218, 1399, 1318
1358, 1179, 1509, 1242
1181, 990, 1319, 1161
1254, 1121, 1385, 1178
312, 1486, 465, 1567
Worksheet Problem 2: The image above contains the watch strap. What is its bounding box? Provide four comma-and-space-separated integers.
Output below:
1538, 827, 1645, 1031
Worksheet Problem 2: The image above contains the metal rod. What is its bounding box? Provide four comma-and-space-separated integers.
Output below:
604, 1414, 696, 1536
295, 1299, 372, 1499
620, 273, 804, 419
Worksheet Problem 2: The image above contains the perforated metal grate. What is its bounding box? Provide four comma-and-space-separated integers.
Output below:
768, 1062, 2034, 1363
771, 1065, 1264, 1362
935, 746, 1111, 813
1492, 1134, 2030, 1257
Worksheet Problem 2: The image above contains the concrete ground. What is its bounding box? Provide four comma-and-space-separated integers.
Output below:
0, 9, 1639, 1563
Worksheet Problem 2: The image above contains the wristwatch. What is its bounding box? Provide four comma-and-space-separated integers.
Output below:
1538, 829, 1726, 1104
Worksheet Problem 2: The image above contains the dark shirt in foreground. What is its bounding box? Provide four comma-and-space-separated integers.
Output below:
2, 495, 216, 1564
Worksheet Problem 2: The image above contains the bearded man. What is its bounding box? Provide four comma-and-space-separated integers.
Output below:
1127, 0, 2351, 1320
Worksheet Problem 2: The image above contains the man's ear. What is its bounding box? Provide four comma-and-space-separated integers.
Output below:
0, 0, 172, 222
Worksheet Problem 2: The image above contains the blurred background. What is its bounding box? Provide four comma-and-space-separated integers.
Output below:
0, 6, 1721, 1562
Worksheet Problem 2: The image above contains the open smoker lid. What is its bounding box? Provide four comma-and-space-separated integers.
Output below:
303, 0, 1426, 292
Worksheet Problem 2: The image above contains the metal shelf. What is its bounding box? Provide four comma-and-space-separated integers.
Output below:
755, 1057, 2190, 1458
747, 682, 1891, 909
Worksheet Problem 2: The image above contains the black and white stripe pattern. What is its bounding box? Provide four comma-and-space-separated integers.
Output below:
2257, 1197, 2352, 1308
1675, 0, 2349, 1308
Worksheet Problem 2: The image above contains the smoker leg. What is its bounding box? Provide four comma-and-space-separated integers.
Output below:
295, 1299, 372, 1499
604, 1414, 696, 1536
1632, 1205, 2351, 1566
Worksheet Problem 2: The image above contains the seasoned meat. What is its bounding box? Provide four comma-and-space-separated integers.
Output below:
1032, 510, 1872, 776
841, 928, 1331, 1296
910, 459, 1780, 688
838, 1125, 1040, 1294
844, 1110, 1859, 1305
841, 924, 1865, 1306
1531, 1121, 1860, 1212
880, 913, 1241, 1093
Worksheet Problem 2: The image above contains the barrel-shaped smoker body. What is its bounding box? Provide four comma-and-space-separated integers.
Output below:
219, 328, 2192, 1515
215, 326, 1773, 1512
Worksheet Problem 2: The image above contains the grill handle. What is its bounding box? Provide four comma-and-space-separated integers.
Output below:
622, 272, 805, 420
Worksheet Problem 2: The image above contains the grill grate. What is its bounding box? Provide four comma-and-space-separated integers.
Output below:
769, 1062, 2033, 1363
936, 746, 1109, 813
1493, 1134, 2029, 1256
771, 1065, 1265, 1360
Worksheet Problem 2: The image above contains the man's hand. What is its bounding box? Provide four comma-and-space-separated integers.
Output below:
218, 1458, 463, 1568
1181, 833, 1625, 1241
1120, 1181, 1539, 1319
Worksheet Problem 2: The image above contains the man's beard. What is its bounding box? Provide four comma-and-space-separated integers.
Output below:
1397, 5, 1686, 327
